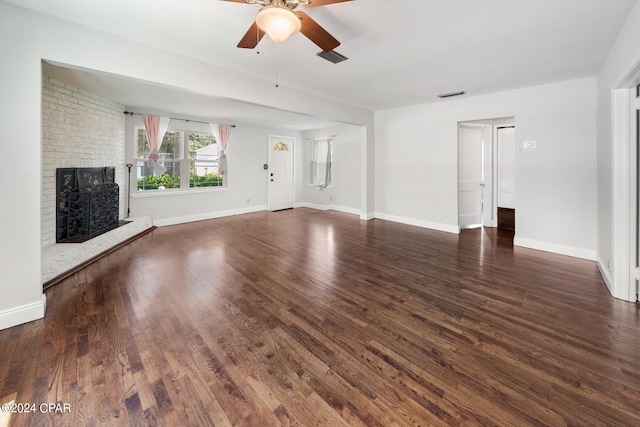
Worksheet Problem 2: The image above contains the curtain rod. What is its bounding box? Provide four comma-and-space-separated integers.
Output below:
123, 111, 235, 127
305, 135, 337, 141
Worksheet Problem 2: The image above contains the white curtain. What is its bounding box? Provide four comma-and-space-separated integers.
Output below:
208, 123, 231, 177
310, 138, 332, 188
208, 122, 220, 144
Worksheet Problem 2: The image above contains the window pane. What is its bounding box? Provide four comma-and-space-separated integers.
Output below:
135, 129, 224, 191
137, 162, 181, 191
189, 133, 217, 160
137, 129, 148, 158
137, 129, 182, 159
160, 131, 182, 160
190, 161, 222, 187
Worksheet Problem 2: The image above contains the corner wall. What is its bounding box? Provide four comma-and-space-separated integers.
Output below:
0, 3, 46, 328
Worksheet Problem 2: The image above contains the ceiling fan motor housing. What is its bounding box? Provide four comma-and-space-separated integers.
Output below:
256, 5, 301, 42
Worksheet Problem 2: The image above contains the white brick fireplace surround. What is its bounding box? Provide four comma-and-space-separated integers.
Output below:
41, 75, 152, 285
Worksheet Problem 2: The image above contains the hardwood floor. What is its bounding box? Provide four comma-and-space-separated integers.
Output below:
2, 208, 640, 426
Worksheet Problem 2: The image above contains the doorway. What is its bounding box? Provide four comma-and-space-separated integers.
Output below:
267, 135, 295, 211
496, 126, 516, 231
458, 118, 515, 231
634, 84, 640, 301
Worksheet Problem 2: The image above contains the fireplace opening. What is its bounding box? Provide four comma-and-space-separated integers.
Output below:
56, 167, 126, 243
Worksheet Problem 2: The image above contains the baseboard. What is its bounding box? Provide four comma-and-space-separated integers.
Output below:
330, 204, 360, 216
153, 205, 267, 227
295, 202, 329, 211
295, 203, 361, 217
374, 212, 460, 235
360, 212, 375, 221
513, 236, 596, 261
0, 295, 46, 330
596, 255, 614, 294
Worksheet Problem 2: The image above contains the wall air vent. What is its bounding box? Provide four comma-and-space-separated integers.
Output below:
438, 91, 466, 98
317, 50, 349, 64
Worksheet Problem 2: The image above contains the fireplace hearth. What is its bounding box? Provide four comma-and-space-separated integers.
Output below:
56, 167, 122, 243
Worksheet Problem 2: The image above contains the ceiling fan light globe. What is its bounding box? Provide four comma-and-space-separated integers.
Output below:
256, 6, 301, 42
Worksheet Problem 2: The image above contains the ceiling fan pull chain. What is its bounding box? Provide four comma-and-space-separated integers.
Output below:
275, 41, 279, 87
256, 28, 260, 54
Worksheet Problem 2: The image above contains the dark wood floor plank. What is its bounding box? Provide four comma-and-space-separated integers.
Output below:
2, 209, 640, 425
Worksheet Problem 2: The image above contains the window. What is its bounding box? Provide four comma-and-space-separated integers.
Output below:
136, 128, 224, 191
310, 138, 333, 188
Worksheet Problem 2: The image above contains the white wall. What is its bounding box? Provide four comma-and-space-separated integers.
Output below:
596, 0, 640, 300
0, 2, 46, 329
0, 1, 373, 329
375, 77, 598, 258
42, 76, 126, 247
297, 124, 363, 215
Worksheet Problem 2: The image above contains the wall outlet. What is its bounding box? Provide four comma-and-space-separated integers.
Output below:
246, 198, 250, 204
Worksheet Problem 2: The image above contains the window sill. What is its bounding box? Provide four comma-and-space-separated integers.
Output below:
131, 186, 229, 198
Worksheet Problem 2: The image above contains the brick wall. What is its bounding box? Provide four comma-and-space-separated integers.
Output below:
41, 76, 126, 248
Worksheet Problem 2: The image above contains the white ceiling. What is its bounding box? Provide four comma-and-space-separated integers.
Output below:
13, 0, 638, 129
41, 62, 343, 130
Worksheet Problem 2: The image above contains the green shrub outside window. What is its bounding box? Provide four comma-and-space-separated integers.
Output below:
137, 173, 223, 190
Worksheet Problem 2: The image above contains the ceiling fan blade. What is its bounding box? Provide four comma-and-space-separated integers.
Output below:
237, 21, 265, 49
295, 11, 340, 51
302, 0, 354, 7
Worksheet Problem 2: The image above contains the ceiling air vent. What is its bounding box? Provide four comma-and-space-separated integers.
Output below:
317, 50, 349, 64
438, 91, 466, 98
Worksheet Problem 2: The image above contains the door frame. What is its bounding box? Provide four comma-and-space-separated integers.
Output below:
636, 84, 639, 301
608, 58, 640, 302
458, 119, 515, 230
458, 123, 491, 229
267, 135, 295, 211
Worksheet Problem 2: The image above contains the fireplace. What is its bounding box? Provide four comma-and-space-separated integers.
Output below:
56, 167, 121, 243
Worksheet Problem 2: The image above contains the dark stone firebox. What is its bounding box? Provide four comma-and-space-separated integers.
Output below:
56, 167, 120, 243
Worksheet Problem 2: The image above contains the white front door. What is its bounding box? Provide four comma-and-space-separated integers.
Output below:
268, 135, 294, 211
458, 125, 485, 228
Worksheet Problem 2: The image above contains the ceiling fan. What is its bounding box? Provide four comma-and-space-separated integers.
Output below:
223, 0, 353, 52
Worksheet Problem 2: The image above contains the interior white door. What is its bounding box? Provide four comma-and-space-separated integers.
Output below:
458, 125, 484, 228
268, 136, 294, 211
